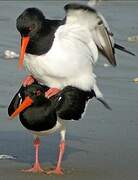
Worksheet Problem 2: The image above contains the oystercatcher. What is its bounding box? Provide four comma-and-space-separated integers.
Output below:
8, 82, 109, 175
16, 3, 135, 99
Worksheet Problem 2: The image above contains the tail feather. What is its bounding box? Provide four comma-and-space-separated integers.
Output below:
114, 43, 135, 56
96, 97, 112, 110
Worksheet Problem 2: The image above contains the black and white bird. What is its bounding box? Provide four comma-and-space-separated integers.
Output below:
11, 3, 135, 174
16, 3, 134, 99
8, 82, 107, 175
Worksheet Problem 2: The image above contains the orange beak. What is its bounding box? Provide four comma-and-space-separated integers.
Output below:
18, 36, 30, 70
10, 96, 33, 119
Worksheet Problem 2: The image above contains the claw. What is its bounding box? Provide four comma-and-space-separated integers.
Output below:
47, 167, 64, 175
45, 88, 61, 98
23, 75, 35, 87
21, 137, 44, 173
21, 163, 45, 173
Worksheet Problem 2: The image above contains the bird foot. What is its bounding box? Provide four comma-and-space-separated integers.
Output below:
45, 88, 61, 98
46, 167, 64, 175
21, 163, 44, 173
23, 75, 35, 87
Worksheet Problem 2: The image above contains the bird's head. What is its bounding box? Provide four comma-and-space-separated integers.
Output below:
10, 84, 46, 119
24, 84, 46, 103
16, 8, 45, 69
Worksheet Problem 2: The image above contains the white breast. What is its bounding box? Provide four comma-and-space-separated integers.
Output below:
24, 24, 102, 97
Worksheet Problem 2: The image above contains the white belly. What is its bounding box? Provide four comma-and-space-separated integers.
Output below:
24, 52, 96, 91
24, 24, 102, 96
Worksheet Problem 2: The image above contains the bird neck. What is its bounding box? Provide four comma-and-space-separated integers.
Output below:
25, 19, 63, 55
33, 96, 49, 107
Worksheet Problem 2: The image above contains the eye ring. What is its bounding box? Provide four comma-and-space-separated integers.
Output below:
28, 27, 32, 31
35, 90, 41, 96
28, 23, 36, 32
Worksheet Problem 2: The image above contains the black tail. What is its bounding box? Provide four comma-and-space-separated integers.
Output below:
114, 43, 135, 56
96, 97, 112, 110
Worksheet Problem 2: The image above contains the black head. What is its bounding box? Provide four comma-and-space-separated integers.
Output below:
10, 83, 48, 119
16, 7, 45, 38
24, 84, 47, 105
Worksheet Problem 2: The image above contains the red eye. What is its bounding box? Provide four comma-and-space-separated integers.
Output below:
29, 27, 32, 31
36, 90, 41, 96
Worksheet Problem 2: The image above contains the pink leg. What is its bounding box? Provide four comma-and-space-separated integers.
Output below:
22, 137, 44, 173
22, 75, 35, 87
47, 141, 65, 175
45, 88, 61, 98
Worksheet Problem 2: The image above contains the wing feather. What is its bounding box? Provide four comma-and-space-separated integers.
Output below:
64, 3, 117, 66
8, 86, 25, 116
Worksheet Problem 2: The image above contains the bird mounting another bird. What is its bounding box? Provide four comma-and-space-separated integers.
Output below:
16, 3, 134, 99
8, 2, 135, 175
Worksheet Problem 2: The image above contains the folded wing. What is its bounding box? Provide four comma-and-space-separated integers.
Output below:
8, 86, 25, 116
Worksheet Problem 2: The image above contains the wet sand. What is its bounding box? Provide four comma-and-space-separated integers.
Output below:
0, 129, 138, 180
0, 161, 109, 180
0, 1, 138, 180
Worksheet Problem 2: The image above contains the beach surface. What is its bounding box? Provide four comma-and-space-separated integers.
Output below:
0, 1, 138, 180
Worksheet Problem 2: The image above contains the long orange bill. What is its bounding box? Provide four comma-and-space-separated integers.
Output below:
18, 36, 30, 70
10, 96, 33, 119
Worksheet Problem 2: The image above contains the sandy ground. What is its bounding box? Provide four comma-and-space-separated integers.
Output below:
0, 130, 138, 180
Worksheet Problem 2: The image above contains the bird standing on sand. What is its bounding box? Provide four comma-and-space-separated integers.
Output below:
12, 2, 135, 175
8, 82, 103, 174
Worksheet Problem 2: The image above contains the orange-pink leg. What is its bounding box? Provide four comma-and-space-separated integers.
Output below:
22, 137, 44, 173
45, 88, 61, 98
23, 75, 35, 87
47, 141, 65, 175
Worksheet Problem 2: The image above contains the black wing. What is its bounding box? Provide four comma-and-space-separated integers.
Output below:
8, 85, 25, 116
51, 86, 96, 120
